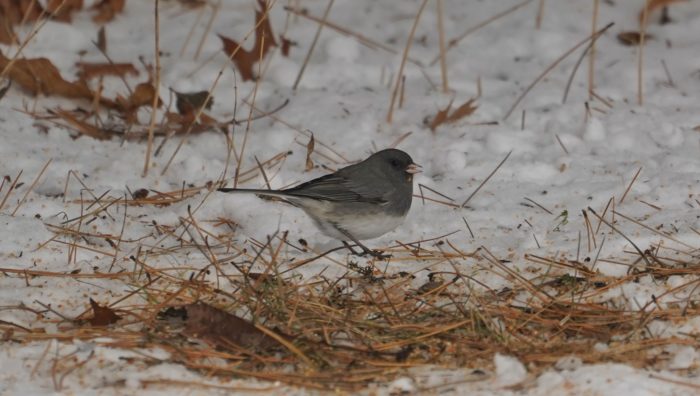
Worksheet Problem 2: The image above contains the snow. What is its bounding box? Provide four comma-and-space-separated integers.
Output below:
494, 353, 527, 387
1, 0, 700, 394
669, 346, 697, 370
387, 376, 416, 394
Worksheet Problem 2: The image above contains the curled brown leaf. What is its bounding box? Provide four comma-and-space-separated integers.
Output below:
91, 0, 126, 23
639, 0, 687, 26
76, 62, 139, 80
428, 98, 478, 132
219, 0, 278, 81
0, 51, 94, 99
182, 302, 281, 351
88, 298, 121, 326
305, 133, 315, 171
617, 31, 653, 46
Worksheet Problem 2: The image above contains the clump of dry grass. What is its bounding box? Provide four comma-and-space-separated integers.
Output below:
3, 198, 700, 392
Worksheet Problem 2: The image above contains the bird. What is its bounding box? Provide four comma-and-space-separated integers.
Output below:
218, 148, 420, 258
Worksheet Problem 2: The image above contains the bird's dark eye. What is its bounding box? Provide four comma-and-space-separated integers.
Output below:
390, 159, 400, 168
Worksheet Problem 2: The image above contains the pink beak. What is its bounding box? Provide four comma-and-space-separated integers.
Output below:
406, 163, 422, 174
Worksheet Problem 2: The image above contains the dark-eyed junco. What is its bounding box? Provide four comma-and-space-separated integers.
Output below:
218, 149, 420, 258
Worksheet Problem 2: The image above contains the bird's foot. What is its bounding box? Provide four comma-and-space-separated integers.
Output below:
342, 242, 391, 260
360, 249, 392, 260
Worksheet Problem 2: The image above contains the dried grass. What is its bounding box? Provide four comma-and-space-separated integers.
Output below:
3, 199, 700, 391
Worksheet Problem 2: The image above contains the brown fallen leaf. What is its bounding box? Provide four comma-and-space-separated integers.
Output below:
114, 82, 161, 123
0, 0, 45, 44
219, 0, 278, 81
428, 99, 452, 132
54, 109, 112, 140
253, 0, 277, 58
1, 0, 45, 24
168, 90, 230, 133
417, 279, 445, 295
130, 188, 149, 199
0, 24, 12, 45
617, 31, 654, 46
76, 62, 139, 80
88, 298, 121, 326
91, 0, 126, 23
129, 82, 163, 107
174, 90, 213, 115
640, 0, 687, 25
0, 80, 10, 102
218, 34, 256, 81
428, 98, 478, 132
305, 133, 315, 171
116, 82, 161, 111
165, 111, 221, 133
182, 302, 281, 351
1, 0, 83, 43
445, 98, 478, 123
0, 51, 94, 99
280, 35, 295, 57
96, 26, 107, 52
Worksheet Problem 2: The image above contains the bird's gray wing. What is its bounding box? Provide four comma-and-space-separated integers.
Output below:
281, 171, 387, 203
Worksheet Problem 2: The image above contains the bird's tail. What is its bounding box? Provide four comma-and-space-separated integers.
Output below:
217, 188, 289, 198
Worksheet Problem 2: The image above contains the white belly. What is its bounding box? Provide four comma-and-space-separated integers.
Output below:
314, 212, 406, 240
288, 197, 407, 241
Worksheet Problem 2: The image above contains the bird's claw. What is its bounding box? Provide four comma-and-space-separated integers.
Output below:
343, 242, 391, 259
361, 250, 392, 260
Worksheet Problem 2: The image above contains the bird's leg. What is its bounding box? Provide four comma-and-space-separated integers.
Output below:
340, 233, 391, 260
342, 241, 363, 255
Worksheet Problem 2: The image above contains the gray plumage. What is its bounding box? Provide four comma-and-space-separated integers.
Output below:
218, 149, 419, 258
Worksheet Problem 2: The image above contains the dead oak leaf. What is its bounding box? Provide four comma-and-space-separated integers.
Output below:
445, 98, 478, 122
173, 90, 213, 115
96, 26, 107, 52
54, 109, 112, 140
1, 0, 83, 43
0, 0, 45, 44
91, 0, 126, 23
253, 0, 277, 58
0, 0, 44, 24
0, 80, 10, 101
0, 24, 12, 45
115, 82, 161, 111
640, 0, 687, 25
169, 91, 218, 128
88, 298, 121, 326
165, 111, 221, 133
219, 0, 278, 81
114, 82, 161, 122
126, 82, 160, 108
428, 98, 478, 132
218, 34, 256, 81
0, 51, 94, 99
280, 35, 295, 57
305, 133, 315, 171
617, 31, 654, 46
428, 100, 452, 132
130, 188, 149, 199
76, 62, 139, 80
183, 302, 281, 351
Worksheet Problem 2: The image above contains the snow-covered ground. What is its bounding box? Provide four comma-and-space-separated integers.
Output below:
2, 0, 700, 394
